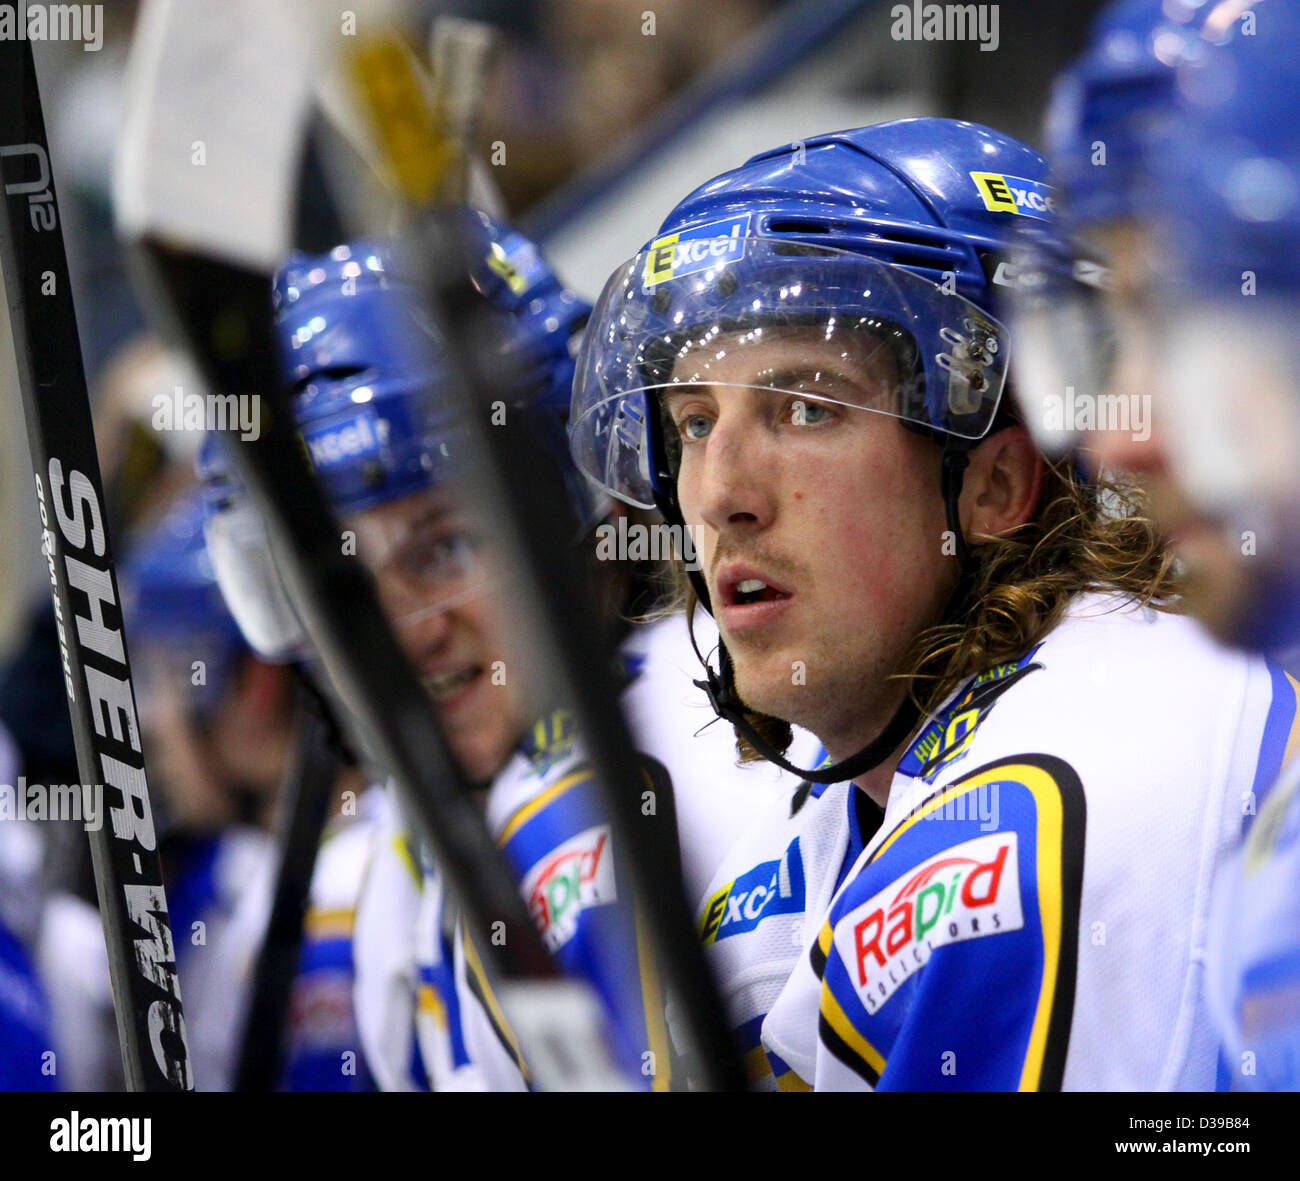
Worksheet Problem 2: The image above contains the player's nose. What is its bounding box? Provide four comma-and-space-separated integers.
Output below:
695, 415, 777, 536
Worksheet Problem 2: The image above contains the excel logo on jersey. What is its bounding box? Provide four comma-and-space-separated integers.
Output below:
838, 832, 1023, 1014
523, 825, 616, 952
644, 214, 751, 287
699, 836, 805, 945
970, 172, 1057, 220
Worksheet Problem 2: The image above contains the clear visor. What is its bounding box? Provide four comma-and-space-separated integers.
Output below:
571, 238, 1010, 508
1157, 302, 1300, 523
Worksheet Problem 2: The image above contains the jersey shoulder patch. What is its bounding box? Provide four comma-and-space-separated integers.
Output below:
815, 753, 1085, 1091
897, 646, 1043, 784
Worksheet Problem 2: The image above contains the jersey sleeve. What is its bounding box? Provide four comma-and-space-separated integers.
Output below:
496, 753, 676, 1090
812, 754, 1086, 1091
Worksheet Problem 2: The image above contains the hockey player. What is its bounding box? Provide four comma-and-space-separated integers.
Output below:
568, 115, 1297, 1090
1015, 0, 1286, 653
270, 217, 801, 1089
1030, 0, 1300, 1089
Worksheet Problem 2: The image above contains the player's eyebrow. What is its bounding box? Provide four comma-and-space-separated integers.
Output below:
758, 363, 885, 403
660, 382, 714, 408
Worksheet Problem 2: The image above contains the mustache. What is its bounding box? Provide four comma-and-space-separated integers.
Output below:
708, 541, 806, 587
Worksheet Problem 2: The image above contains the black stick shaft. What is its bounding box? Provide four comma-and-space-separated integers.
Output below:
233, 691, 339, 1092
413, 217, 749, 1091
129, 246, 558, 987
0, 39, 191, 1092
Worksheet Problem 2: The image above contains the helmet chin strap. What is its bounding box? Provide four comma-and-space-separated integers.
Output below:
688, 437, 979, 785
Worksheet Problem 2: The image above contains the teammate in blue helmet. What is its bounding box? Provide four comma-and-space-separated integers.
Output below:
1013, 0, 1283, 647
1047, 2, 1300, 1090
1009, 0, 1212, 456
572, 116, 1292, 1091
121, 489, 293, 833
272, 214, 801, 1090
1077, 0, 1300, 655
274, 217, 602, 781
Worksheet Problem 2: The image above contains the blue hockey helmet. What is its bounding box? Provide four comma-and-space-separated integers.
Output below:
274, 214, 599, 526
569, 117, 1055, 557
121, 488, 249, 714
1043, 0, 1237, 231
1013, 0, 1263, 457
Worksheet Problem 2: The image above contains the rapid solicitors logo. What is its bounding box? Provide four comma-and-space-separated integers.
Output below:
890, 2, 1000, 53
522, 825, 616, 952
0, 4, 104, 52
839, 831, 1023, 1014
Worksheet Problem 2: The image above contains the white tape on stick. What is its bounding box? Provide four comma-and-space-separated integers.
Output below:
114, 0, 313, 272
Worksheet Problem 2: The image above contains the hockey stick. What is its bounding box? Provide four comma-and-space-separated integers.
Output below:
341, 31, 747, 1091
0, 38, 191, 1091
231, 21, 498, 1087
232, 679, 342, 1092
114, 0, 631, 1092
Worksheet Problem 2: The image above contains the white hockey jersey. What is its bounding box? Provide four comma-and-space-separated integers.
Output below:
356, 610, 813, 1090
698, 592, 1298, 1091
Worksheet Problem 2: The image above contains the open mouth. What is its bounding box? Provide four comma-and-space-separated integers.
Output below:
732, 578, 792, 606
423, 665, 484, 703
718, 565, 795, 609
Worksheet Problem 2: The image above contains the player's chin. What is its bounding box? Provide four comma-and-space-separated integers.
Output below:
729, 650, 809, 727
446, 723, 514, 784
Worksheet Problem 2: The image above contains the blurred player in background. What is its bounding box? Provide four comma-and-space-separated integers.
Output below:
1023, 0, 1300, 1089
122, 487, 381, 1090
264, 214, 803, 1089
570, 113, 1296, 1090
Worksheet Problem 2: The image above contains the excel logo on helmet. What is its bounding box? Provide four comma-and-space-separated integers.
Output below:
971, 171, 1058, 220
643, 213, 752, 287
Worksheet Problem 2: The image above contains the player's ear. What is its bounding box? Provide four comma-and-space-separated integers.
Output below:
960, 424, 1044, 541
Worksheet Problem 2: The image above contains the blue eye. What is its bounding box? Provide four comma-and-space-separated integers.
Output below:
679, 413, 714, 441
399, 532, 477, 583
788, 398, 833, 425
